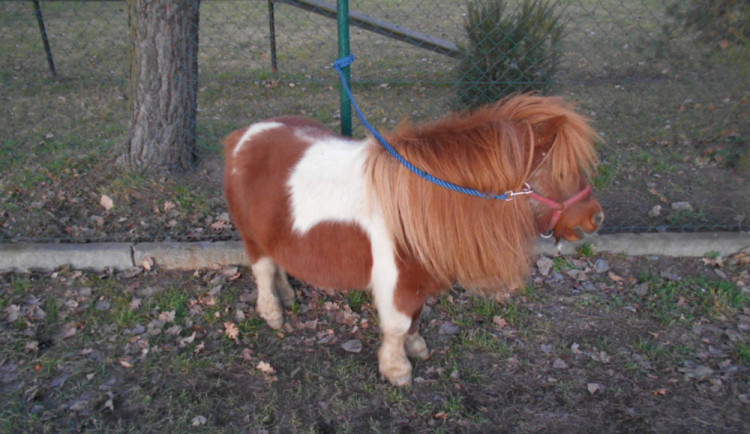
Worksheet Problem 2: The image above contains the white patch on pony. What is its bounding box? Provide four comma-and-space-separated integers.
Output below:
287, 134, 412, 384
287, 135, 371, 233
232, 121, 283, 158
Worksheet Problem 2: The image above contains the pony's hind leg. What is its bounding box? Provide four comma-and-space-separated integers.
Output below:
252, 257, 284, 329
405, 331, 429, 359
274, 266, 296, 308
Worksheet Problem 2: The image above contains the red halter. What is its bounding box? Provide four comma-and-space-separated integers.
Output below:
528, 184, 593, 237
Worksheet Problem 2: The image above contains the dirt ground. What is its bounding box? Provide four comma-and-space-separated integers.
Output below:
1, 249, 748, 432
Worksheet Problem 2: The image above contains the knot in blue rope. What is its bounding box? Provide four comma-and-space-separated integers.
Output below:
332, 54, 355, 70
333, 55, 511, 201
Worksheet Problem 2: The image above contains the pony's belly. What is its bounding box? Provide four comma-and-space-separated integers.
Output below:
274, 221, 374, 291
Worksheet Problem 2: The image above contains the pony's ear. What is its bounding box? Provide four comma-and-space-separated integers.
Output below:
530, 115, 566, 168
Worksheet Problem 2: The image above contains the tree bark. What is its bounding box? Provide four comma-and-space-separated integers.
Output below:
122, 0, 200, 172
738, 145, 750, 178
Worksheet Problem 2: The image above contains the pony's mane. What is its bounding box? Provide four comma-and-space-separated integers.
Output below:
366, 94, 598, 292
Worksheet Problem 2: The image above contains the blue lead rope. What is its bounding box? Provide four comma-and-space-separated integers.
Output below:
333, 55, 512, 201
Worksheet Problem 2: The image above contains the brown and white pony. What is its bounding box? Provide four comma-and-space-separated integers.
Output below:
224, 94, 603, 386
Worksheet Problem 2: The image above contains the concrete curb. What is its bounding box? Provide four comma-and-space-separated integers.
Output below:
1, 232, 749, 273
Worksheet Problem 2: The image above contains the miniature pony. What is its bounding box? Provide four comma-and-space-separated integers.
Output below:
224, 95, 603, 385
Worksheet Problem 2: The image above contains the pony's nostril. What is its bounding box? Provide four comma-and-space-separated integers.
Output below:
592, 212, 604, 226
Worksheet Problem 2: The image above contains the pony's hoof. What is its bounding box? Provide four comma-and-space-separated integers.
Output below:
380, 361, 413, 386
384, 373, 412, 387
405, 335, 429, 360
262, 315, 284, 330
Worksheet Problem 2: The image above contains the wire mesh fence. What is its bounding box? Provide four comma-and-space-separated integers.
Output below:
1, 0, 748, 243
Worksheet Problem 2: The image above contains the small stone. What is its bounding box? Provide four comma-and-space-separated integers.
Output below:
671, 201, 694, 212
439, 322, 460, 335
536, 256, 555, 276
579, 281, 598, 292
553, 358, 569, 369
634, 282, 650, 297
587, 383, 603, 394
341, 339, 362, 353
567, 269, 587, 281
594, 259, 610, 274
660, 271, 682, 282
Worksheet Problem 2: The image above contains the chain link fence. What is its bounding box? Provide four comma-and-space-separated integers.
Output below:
1, 0, 748, 243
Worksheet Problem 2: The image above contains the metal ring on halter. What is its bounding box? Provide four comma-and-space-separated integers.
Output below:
539, 229, 554, 239
504, 183, 534, 200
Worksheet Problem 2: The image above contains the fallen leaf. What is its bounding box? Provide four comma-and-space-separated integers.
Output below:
192, 415, 207, 426
24, 341, 39, 353
103, 392, 115, 412
592, 351, 612, 363
177, 332, 196, 347
158, 310, 176, 323
119, 358, 136, 368
5, 304, 21, 321
59, 323, 78, 339
648, 187, 668, 203
219, 266, 239, 278
163, 201, 176, 212
608, 271, 624, 283
141, 257, 154, 271
100, 194, 114, 211
241, 348, 253, 362
493, 316, 508, 329
194, 342, 205, 355
651, 388, 668, 397
68, 396, 90, 412
224, 322, 239, 343
256, 361, 276, 375
199, 295, 217, 306
210, 219, 231, 232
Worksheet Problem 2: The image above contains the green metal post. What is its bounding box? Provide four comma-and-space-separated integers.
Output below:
337, 0, 352, 136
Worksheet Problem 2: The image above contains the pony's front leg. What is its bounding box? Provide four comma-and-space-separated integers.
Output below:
374, 287, 414, 386
378, 321, 412, 386
252, 257, 284, 329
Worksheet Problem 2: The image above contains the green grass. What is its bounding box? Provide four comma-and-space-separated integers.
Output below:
576, 243, 596, 258
734, 342, 750, 365
347, 290, 371, 313
638, 274, 748, 324
460, 329, 510, 355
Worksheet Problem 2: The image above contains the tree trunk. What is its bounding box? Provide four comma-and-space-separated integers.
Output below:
122, 0, 200, 172
738, 145, 750, 178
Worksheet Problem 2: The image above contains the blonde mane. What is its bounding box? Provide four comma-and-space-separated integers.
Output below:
366, 95, 598, 292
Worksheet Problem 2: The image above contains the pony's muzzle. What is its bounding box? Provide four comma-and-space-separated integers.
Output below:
592, 211, 604, 228
554, 204, 604, 242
